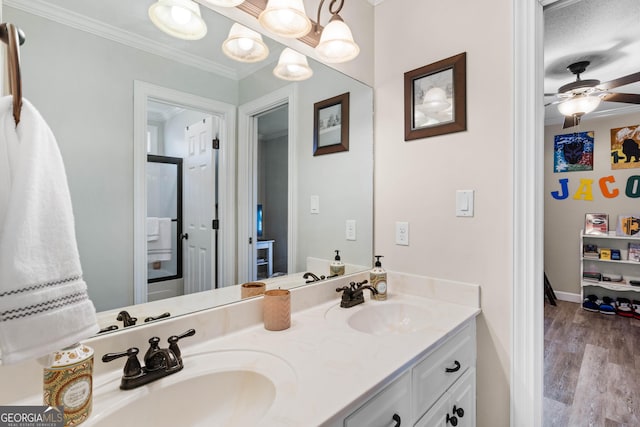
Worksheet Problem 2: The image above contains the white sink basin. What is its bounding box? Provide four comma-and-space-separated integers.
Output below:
325, 297, 436, 336
348, 303, 435, 335
87, 350, 297, 427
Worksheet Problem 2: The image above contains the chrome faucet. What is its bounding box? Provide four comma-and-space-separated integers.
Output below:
102, 329, 195, 390
336, 280, 378, 308
303, 272, 325, 283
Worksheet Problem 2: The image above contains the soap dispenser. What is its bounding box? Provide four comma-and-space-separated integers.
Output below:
330, 250, 346, 276
370, 255, 387, 300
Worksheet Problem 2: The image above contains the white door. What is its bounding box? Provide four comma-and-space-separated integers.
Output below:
184, 116, 216, 294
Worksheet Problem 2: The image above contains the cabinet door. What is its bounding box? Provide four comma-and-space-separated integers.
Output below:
344, 372, 410, 427
415, 369, 476, 427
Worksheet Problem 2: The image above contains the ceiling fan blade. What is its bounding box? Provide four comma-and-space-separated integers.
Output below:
602, 92, 640, 104
562, 115, 581, 129
599, 72, 640, 90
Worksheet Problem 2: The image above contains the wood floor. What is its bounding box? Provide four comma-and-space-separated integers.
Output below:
544, 300, 640, 426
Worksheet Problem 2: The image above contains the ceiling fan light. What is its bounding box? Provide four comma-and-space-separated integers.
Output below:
315, 16, 359, 63
148, 0, 207, 40
222, 23, 269, 63
557, 94, 601, 117
273, 48, 313, 81
258, 0, 312, 39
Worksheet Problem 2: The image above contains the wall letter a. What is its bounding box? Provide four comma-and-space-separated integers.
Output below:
573, 179, 594, 201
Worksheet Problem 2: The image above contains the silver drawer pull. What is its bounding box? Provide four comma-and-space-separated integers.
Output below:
445, 360, 461, 373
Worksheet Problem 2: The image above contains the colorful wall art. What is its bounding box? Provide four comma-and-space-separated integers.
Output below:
611, 125, 640, 169
554, 131, 594, 173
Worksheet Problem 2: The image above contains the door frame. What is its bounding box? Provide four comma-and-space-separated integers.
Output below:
133, 81, 236, 304
237, 85, 298, 283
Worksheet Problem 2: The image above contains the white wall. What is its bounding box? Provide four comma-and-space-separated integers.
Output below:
5, 7, 238, 310
373, 1, 513, 425
545, 110, 640, 296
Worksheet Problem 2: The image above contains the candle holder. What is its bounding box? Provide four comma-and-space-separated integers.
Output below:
263, 289, 291, 331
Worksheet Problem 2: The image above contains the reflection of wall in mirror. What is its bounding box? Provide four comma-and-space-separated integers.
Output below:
5, 6, 237, 311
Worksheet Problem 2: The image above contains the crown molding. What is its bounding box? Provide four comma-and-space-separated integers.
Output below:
5, 0, 239, 80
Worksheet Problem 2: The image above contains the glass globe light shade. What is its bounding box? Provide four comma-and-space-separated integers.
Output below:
222, 24, 269, 63
316, 16, 360, 63
417, 87, 451, 113
557, 95, 601, 116
148, 0, 207, 40
258, 0, 312, 38
273, 48, 313, 81
199, 0, 244, 7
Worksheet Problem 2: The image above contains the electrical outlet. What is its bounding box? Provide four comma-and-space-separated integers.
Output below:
346, 220, 356, 241
395, 221, 409, 246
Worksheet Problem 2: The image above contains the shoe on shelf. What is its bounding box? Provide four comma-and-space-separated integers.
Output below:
632, 300, 640, 320
598, 296, 616, 315
615, 297, 634, 318
582, 294, 599, 312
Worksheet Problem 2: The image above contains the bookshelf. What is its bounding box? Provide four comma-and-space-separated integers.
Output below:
581, 230, 640, 300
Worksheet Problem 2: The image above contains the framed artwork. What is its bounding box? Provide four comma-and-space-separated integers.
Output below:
553, 131, 594, 172
616, 214, 640, 237
404, 52, 466, 141
584, 213, 608, 235
313, 92, 349, 156
610, 125, 640, 169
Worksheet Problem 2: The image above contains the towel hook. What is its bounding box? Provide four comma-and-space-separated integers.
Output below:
0, 23, 25, 126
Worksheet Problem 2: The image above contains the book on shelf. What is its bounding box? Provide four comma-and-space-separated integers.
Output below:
583, 244, 599, 258
600, 248, 611, 260
585, 213, 609, 235
616, 214, 640, 237
611, 249, 622, 260
629, 243, 640, 262
583, 271, 602, 282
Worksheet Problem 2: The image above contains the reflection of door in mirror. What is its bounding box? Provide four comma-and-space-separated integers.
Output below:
256, 106, 289, 280
145, 101, 218, 301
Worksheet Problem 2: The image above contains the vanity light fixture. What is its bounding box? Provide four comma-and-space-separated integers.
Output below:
148, 0, 207, 40
557, 94, 601, 117
314, 0, 359, 63
258, 0, 312, 39
273, 48, 313, 81
222, 23, 269, 62
199, 0, 245, 7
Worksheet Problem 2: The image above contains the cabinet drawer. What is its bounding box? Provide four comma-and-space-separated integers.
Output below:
412, 322, 475, 421
414, 368, 476, 427
344, 372, 410, 427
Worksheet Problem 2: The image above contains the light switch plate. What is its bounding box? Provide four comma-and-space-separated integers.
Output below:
346, 220, 356, 241
456, 190, 474, 217
310, 195, 319, 214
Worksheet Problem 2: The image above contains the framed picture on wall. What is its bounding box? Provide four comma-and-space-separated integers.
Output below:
313, 92, 349, 156
404, 52, 466, 141
616, 214, 640, 237
585, 213, 608, 235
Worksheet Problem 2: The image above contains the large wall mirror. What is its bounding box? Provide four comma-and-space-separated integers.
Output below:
4, 0, 373, 331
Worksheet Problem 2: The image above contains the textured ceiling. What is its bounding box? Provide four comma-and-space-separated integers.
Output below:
544, 0, 640, 125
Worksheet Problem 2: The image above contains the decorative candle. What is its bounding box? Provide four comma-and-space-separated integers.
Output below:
263, 289, 291, 331
241, 281, 266, 299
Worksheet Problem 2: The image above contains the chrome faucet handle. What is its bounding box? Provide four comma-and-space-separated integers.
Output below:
144, 312, 171, 323
102, 347, 142, 378
116, 310, 137, 327
168, 329, 196, 361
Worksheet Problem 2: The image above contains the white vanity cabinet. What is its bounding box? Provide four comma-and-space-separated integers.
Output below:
335, 320, 476, 427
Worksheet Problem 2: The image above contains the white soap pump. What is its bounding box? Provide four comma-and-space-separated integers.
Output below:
330, 250, 345, 276
370, 255, 387, 300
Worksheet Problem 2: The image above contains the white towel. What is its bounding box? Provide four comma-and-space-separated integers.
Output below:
0, 97, 99, 365
147, 217, 172, 262
147, 217, 159, 242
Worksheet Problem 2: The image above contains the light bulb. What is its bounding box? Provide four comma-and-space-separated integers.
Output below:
170, 5, 191, 25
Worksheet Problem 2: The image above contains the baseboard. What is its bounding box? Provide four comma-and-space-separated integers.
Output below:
553, 291, 581, 303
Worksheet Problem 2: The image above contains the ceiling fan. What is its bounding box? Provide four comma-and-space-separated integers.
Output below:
546, 61, 640, 129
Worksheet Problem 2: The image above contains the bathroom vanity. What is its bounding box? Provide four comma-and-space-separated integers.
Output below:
0, 272, 480, 426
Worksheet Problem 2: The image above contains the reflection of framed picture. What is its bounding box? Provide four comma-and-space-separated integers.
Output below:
585, 213, 608, 235
404, 52, 466, 141
313, 92, 349, 156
